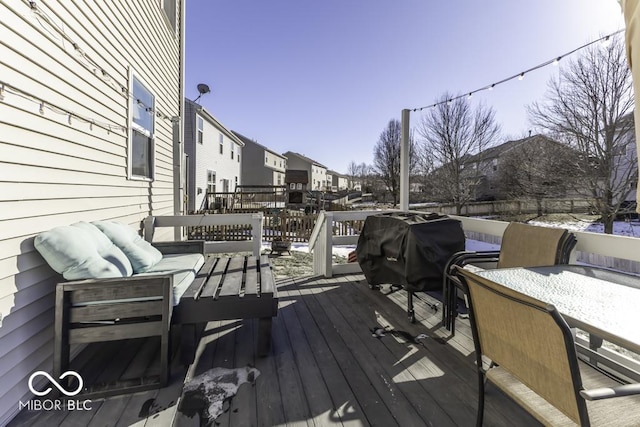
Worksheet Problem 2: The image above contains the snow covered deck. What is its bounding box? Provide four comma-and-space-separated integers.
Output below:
9, 273, 538, 426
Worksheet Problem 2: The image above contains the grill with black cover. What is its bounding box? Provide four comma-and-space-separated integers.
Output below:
356, 211, 465, 322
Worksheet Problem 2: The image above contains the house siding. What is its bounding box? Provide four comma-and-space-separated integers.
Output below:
284, 152, 327, 191
0, 0, 182, 423
184, 100, 242, 211
235, 133, 286, 186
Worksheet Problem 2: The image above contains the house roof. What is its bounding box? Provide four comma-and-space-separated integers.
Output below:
327, 169, 348, 178
285, 169, 309, 184
283, 151, 327, 168
466, 134, 566, 162
232, 131, 286, 159
186, 99, 244, 146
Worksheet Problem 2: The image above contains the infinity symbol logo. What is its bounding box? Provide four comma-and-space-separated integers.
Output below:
28, 371, 84, 397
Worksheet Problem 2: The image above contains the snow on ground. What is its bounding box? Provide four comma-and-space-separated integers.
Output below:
264, 215, 619, 261
529, 217, 640, 237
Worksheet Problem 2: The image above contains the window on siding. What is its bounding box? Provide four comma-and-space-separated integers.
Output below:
237, 153, 240, 163
230, 141, 234, 159
207, 170, 216, 193
130, 76, 154, 179
196, 116, 204, 144
161, 0, 176, 32
219, 133, 223, 154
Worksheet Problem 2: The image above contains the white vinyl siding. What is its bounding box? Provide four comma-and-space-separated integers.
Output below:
191, 114, 242, 210
0, 1, 182, 424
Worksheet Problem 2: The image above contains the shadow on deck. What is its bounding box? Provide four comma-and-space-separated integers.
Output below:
9, 273, 540, 426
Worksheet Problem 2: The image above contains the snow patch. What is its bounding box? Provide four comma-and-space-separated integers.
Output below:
180, 366, 260, 423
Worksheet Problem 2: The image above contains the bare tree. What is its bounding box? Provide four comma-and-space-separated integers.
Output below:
496, 135, 578, 216
372, 119, 417, 206
528, 36, 636, 233
418, 93, 501, 214
414, 142, 435, 198
346, 161, 360, 190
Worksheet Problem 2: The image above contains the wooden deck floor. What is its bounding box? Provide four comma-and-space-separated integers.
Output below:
9, 273, 540, 426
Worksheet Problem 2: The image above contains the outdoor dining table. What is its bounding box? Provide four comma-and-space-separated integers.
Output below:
471, 265, 640, 356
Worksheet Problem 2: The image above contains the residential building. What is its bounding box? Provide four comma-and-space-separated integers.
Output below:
327, 170, 349, 192
283, 152, 327, 191
0, 2, 184, 423
326, 171, 335, 192
184, 100, 243, 211
233, 132, 287, 187
611, 113, 637, 203
465, 135, 578, 201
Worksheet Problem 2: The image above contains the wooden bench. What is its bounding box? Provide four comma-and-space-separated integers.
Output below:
54, 250, 278, 397
174, 254, 278, 364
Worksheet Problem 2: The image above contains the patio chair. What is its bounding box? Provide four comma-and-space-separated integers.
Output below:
442, 222, 576, 333
456, 267, 640, 427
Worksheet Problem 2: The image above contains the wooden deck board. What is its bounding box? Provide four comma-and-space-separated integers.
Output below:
8, 273, 541, 427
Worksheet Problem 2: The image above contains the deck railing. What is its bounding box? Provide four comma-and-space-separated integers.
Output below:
308, 209, 396, 277
143, 213, 263, 257
309, 210, 640, 277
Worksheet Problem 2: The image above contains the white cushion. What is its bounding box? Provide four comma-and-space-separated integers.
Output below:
92, 220, 163, 273
34, 222, 133, 280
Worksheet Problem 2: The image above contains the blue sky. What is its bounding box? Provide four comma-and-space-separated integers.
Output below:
185, 1, 625, 174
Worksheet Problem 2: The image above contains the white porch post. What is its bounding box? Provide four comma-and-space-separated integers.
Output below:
400, 108, 410, 211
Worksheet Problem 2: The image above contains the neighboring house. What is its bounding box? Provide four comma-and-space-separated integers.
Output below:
326, 171, 335, 192
283, 152, 327, 191
184, 100, 243, 211
349, 178, 363, 191
0, 2, 184, 424
233, 131, 287, 187
327, 170, 349, 192
465, 134, 578, 201
611, 113, 638, 203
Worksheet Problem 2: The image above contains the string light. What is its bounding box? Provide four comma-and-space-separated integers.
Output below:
26, 1, 176, 123
410, 29, 624, 112
1, 80, 127, 134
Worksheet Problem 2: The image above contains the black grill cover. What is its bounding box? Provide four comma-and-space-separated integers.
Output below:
356, 212, 465, 292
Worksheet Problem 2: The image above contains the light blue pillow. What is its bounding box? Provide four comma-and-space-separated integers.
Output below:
34, 222, 133, 280
92, 221, 163, 273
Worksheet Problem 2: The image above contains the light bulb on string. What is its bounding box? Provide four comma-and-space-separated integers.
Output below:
553, 56, 561, 66
518, 73, 525, 81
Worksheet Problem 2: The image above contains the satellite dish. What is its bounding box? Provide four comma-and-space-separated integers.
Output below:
194, 83, 211, 103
